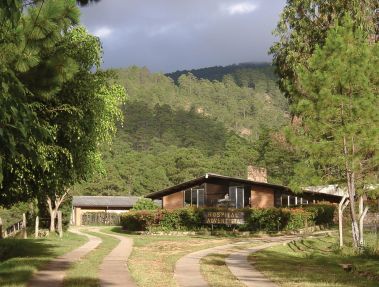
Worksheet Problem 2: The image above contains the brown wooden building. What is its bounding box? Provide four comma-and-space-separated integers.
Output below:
145, 168, 343, 209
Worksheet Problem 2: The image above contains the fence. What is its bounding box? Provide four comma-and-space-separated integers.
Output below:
0, 214, 27, 239
81, 212, 121, 226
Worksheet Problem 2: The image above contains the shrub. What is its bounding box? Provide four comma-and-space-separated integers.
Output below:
303, 204, 336, 225
246, 208, 290, 232
120, 204, 336, 232
132, 198, 159, 211
286, 208, 314, 230
120, 210, 156, 231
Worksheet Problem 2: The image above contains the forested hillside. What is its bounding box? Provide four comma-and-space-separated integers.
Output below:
116, 65, 289, 138
74, 64, 291, 196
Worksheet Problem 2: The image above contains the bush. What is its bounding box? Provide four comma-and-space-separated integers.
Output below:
246, 208, 293, 232
120, 210, 157, 231
132, 198, 159, 211
303, 204, 336, 225
120, 204, 336, 232
286, 208, 314, 230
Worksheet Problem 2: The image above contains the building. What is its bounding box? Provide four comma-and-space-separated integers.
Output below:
145, 167, 343, 209
72, 196, 140, 226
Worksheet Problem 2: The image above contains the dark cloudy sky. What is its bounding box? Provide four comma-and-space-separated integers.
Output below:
80, 0, 286, 73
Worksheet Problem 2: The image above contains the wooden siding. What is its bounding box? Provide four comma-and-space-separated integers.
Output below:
251, 186, 275, 208
163, 191, 184, 209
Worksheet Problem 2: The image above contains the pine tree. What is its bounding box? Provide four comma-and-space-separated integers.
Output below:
271, 0, 378, 108
290, 16, 379, 248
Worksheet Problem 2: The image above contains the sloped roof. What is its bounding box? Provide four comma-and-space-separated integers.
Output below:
303, 185, 347, 197
72, 196, 140, 208
145, 173, 290, 199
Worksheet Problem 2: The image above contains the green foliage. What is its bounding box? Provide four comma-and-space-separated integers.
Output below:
116, 66, 289, 140
288, 17, 379, 194
75, 63, 289, 196
0, 202, 33, 228
270, 0, 378, 107
120, 205, 335, 232
74, 101, 258, 196
0, 1, 126, 207
303, 204, 336, 226
132, 198, 159, 211
253, 126, 299, 185
120, 210, 156, 231
246, 208, 290, 232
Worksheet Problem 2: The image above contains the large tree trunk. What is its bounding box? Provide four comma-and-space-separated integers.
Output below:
47, 197, 56, 232
47, 190, 69, 233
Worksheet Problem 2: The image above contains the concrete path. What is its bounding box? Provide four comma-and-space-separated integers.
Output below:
90, 229, 137, 287
28, 228, 102, 287
175, 235, 298, 287
225, 241, 288, 287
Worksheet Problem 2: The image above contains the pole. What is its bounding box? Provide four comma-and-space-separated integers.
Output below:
22, 213, 27, 239
35, 216, 39, 239
57, 211, 63, 238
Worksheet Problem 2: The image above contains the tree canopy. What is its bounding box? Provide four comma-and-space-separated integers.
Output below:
0, 0, 126, 207
270, 0, 378, 108
288, 16, 378, 247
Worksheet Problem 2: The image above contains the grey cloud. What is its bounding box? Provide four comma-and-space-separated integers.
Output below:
79, 0, 286, 72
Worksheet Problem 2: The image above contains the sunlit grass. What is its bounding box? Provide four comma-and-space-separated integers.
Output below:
63, 230, 119, 287
0, 231, 87, 287
107, 227, 241, 287
250, 234, 379, 287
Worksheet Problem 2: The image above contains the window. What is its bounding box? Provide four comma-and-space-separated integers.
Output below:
229, 186, 244, 208
184, 187, 205, 207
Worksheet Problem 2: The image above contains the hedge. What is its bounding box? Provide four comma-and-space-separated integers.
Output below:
120, 204, 336, 232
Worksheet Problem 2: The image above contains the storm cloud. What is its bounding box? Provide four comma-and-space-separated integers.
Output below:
79, 0, 286, 72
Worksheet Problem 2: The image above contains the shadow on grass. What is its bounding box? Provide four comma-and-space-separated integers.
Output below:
0, 238, 62, 286
0, 238, 58, 261
0, 257, 50, 286
251, 246, 379, 287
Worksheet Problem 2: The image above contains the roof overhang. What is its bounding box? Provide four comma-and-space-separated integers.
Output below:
145, 173, 290, 199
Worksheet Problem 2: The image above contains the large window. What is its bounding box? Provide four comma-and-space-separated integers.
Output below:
184, 187, 205, 207
229, 186, 244, 208
275, 193, 309, 207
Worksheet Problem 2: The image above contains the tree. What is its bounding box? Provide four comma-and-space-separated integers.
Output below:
270, 0, 378, 108
132, 198, 159, 211
253, 127, 299, 186
289, 16, 378, 248
0, 0, 81, 205
0, 1, 126, 232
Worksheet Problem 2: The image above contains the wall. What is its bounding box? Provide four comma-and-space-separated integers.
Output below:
251, 185, 275, 208
163, 191, 184, 209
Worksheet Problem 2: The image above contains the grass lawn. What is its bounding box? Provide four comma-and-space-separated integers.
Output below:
0, 231, 87, 287
250, 234, 379, 287
63, 230, 119, 287
200, 241, 260, 287
201, 253, 244, 287
107, 227, 243, 287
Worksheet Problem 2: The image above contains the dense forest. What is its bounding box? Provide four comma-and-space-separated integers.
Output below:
74, 64, 293, 196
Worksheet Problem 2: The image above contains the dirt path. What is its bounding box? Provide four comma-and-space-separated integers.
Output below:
90, 229, 137, 287
27, 228, 102, 287
175, 235, 299, 287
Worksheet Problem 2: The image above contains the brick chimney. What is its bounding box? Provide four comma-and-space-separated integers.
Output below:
247, 166, 267, 183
